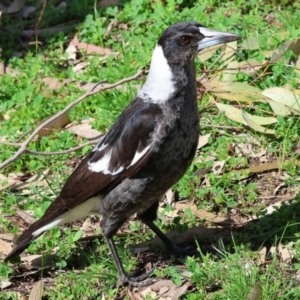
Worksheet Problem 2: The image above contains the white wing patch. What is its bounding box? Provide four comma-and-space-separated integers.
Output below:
32, 196, 102, 237
88, 150, 112, 174
138, 45, 175, 103
130, 145, 151, 167
92, 142, 108, 152
88, 145, 151, 175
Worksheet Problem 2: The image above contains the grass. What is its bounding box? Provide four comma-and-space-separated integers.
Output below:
1, 0, 300, 299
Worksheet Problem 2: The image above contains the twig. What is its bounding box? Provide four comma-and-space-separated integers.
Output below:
16, 208, 36, 225
200, 124, 243, 130
25, 140, 98, 156
0, 70, 143, 170
0, 141, 22, 147
34, 0, 47, 34
22, 25, 75, 38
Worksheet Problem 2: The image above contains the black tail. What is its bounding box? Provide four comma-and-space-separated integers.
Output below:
4, 218, 50, 262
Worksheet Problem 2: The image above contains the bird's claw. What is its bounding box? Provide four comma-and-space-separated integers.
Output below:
171, 244, 199, 258
113, 269, 154, 288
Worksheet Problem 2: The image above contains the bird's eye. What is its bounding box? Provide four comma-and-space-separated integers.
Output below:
180, 36, 191, 45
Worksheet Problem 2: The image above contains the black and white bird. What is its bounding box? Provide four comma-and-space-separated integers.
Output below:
5, 22, 240, 286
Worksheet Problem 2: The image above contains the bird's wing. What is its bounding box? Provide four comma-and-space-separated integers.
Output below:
5, 99, 162, 260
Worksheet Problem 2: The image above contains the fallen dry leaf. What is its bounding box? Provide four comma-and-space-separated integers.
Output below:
271, 38, 300, 63
20, 254, 54, 270
65, 42, 77, 60
0, 174, 19, 192
221, 61, 239, 82
197, 134, 210, 149
29, 279, 43, 300
203, 79, 265, 103
241, 36, 260, 50
66, 121, 102, 139
141, 287, 157, 298
11, 169, 51, 192
165, 281, 190, 300
164, 189, 175, 205
247, 282, 263, 300
80, 217, 100, 237
38, 113, 71, 137
0, 233, 14, 242
72, 34, 118, 56
257, 247, 267, 265
0, 280, 12, 289
198, 44, 222, 62
262, 87, 300, 112
0, 239, 13, 258
278, 242, 295, 263
242, 111, 275, 134
176, 202, 231, 224
16, 208, 36, 225
4, 0, 26, 13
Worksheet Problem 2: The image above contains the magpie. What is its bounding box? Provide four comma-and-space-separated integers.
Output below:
5, 22, 240, 286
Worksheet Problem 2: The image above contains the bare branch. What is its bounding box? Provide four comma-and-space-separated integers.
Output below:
25, 140, 98, 156
0, 70, 143, 170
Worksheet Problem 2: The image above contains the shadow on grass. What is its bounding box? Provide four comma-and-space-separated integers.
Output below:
0, 0, 130, 62
134, 194, 300, 256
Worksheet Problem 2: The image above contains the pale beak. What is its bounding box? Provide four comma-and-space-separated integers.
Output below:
197, 27, 241, 50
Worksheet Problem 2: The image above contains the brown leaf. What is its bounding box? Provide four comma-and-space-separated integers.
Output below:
176, 203, 232, 225
141, 287, 157, 298
0, 233, 14, 242
72, 35, 117, 56
197, 134, 210, 149
20, 254, 54, 270
147, 280, 174, 293
165, 281, 191, 300
247, 282, 262, 300
0, 174, 19, 192
262, 87, 300, 112
0, 239, 13, 258
257, 247, 267, 265
198, 44, 222, 62
203, 79, 266, 103
164, 189, 175, 205
278, 242, 295, 263
66, 121, 102, 139
11, 169, 51, 191
6, 0, 26, 13
38, 113, 71, 137
29, 280, 43, 300
42, 77, 72, 90
65, 42, 77, 60
16, 208, 36, 225
271, 38, 300, 63
0, 280, 12, 289
238, 59, 263, 75
221, 61, 239, 82
80, 216, 100, 237
241, 36, 260, 50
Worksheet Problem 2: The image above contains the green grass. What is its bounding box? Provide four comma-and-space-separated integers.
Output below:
1, 0, 300, 299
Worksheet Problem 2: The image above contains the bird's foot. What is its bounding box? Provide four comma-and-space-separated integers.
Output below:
114, 269, 154, 288
171, 244, 199, 258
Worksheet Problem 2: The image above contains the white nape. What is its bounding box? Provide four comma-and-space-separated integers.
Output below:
129, 145, 151, 167
138, 45, 175, 103
32, 196, 102, 237
88, 150, 112, 174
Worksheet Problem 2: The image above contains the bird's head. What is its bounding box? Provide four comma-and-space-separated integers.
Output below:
158, 22, 241, 65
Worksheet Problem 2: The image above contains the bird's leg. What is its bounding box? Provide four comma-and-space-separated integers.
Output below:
138, 201, 198, 257
105, 237, 154, 287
